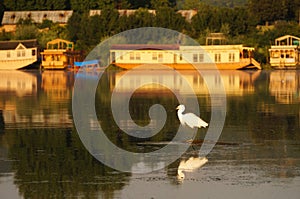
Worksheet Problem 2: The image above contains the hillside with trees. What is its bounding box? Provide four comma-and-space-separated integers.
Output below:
0, 0, 300, 67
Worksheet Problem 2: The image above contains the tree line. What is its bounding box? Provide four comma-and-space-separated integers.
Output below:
2, 0, 300, 24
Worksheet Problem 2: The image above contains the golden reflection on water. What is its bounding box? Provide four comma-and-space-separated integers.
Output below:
0, 69, 299, 198
113, 70, 261, 96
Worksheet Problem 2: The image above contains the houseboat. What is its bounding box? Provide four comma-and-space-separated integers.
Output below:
109, 34, 261, 70
40, 39, 83, 70
269, 35, 300, 69
0, 39, 38, 70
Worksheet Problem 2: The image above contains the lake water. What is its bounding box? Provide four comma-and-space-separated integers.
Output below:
0, 69, 300, 199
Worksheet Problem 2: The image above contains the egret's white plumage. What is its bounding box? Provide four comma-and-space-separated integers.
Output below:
176, 104, 208, 129
177, 156, 208, 180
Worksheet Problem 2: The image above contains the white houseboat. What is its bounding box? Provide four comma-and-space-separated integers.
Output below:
269, 35, 300, 69
109, 34, 261, 70
0, 39, 38, 70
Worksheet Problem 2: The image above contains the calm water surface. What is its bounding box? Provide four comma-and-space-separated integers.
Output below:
0, 69, 300, 199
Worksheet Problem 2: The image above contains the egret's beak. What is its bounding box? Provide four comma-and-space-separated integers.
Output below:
176, 105, 180, 110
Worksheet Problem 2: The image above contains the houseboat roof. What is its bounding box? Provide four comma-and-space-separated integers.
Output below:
110, 44, 180, 50
275, 35, 300, 46
1, 10, 73, 25
0, 39, 38, 50
45, 38, 74, 50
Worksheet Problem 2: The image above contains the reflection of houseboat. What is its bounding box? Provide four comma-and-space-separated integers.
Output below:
269, 35, 300, 69
269, 71, 300, 104
0, 71, 37, 96
110, 34, 261, 70
112, 70, 261, 96
40, 39, 83, 70
0, 39, 38, 70
41, 71, 74, 101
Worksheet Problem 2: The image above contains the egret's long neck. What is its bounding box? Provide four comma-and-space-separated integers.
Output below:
177, 109, 184, 124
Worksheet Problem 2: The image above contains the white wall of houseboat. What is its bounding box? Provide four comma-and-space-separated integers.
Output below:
0, 44, 37, 61
0, 46, 37, 69
112, 50, 178, 64
269, 46, 299, 67
111, 45, 246, 65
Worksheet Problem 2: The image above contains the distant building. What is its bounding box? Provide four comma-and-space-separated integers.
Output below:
0, 9, 197, 32
1, 10, 73, 32
89, 9, 197, 22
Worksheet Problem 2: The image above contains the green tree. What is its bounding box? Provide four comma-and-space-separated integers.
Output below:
190, 3, 213, 37
70, 0, 97, 12
120, 8, 155, 30
66, 12, 82, 42
155, 7, 188, 32
247, 0, 296, 24
14, 24, 39, 40
38, 23, 68, 48
98, 7, 119, 36
177, 0, 201, 9
0, 30, 13, 41
128, 0, 150, 8
150, 0, 170, 9
0, 0, 4, 18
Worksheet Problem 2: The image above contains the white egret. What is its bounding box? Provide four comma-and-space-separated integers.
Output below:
177, 156, 208, 180
176, 104, 208, 129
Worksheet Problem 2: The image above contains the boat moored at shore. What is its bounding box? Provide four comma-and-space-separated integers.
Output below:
0, 39, 38, 70
109, 34, 260, 70
40, 39, 83, 70
269, 35, 300, 69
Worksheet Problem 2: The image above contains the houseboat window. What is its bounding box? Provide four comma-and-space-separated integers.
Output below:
243, 50, 249, 58
111, 52, 116, 62
22, 50, 25, 57
152, 52, 157, 60
286, 52, 290, 58
158, 53, 163, 62
130, 52, 134, 60
120, 53, 123, 60
290, 50, 294, 58
193, 54, 198, 62
179, 54, 183, 61
6, 51, 10, 58
199, 54, 204, 62
273, 50, 279, 58
136, 52, 141, 60
229, 53, 235, 62
17, 51, 21, 57
32, 49, 36, 56
214, 53, 221, 62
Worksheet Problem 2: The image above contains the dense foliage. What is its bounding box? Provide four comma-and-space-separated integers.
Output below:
1, 0, 300, 67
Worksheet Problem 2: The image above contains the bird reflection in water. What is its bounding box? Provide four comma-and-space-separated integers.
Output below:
177, 156, 208, 181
